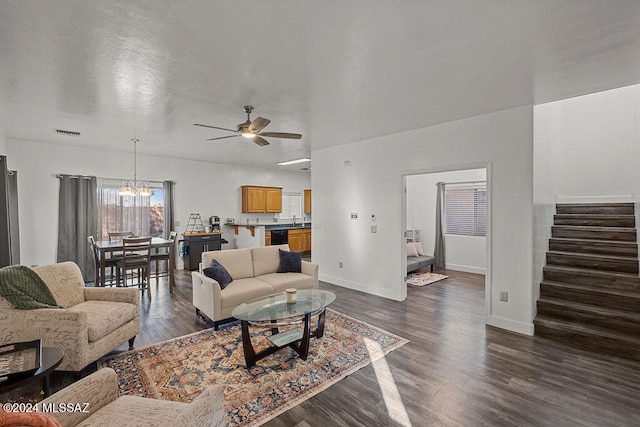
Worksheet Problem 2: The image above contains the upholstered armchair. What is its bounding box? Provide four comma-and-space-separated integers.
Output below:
0, 262, 139, 372
40, 368, 225, 427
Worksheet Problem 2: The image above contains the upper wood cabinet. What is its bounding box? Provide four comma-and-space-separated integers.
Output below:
304, 189, 312, 213
241, 186, 283, 213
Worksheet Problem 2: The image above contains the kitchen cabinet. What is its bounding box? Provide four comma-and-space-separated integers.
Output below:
241, 186, 283, 213
304, 189, 312, 213
288, 228, 311, 253
183, 232, 222, 271
265, 230, 271, 246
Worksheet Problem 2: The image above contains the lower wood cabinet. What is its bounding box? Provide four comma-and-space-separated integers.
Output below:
288, 228, 311, 253
265, 230, 271, 246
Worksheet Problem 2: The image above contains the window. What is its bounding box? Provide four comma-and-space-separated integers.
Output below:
444, 186, 486, 237
280, 192, 302, 220
97, 178, 165, 240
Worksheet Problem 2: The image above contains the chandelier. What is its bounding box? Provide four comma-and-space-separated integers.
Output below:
118, 138, 151, 197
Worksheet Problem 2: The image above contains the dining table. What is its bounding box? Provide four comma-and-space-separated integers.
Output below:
95, 237, 176, 292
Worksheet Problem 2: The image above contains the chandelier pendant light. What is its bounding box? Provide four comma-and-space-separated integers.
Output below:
119, 138, 151, 197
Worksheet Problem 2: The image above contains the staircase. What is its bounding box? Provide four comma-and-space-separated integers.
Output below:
534, 203, 640, 361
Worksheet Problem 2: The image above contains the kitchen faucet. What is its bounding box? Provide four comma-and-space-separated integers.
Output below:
292, 215, 297, 225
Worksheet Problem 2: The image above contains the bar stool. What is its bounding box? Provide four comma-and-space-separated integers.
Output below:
116, 237, 152, 298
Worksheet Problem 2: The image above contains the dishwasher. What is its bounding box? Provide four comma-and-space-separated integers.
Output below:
271, 229, 288, 245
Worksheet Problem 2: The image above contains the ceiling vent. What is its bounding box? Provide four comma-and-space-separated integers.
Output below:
54, 128, 81, 137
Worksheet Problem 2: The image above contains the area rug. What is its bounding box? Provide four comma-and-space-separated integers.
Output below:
406, 271, 449, 287
99, 309, 408, 426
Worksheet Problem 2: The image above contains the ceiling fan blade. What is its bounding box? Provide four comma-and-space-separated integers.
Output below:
259, 132, 302, 139
207, 135, 241, 141
252, 136, 270, 146
194, 123, 238, 133
248, 117, 271, 133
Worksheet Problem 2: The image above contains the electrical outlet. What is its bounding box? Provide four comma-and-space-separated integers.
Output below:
175, 220, 181, 227
338, 261, 344, 268
499, 291, 509, 302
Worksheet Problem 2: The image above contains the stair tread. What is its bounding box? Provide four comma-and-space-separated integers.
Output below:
537, 296, 640, 320
552, 225, 636, 232
547, 250, 639, 261
534, 315, 640, 344
554, 214, 636, 218
556, 203, 635, 207
543, 264, 640, 279
541, 279, 640, 298
549, 237, 638, 246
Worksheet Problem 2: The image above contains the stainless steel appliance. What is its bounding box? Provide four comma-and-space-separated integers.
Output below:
210, 216, 221, 231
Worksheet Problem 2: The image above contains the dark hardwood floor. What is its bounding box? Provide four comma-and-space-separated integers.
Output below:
5, 268, 640, 426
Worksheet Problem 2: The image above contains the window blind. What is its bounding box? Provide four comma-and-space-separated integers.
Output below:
444, 187, 486, 237
281, 192, 302, 220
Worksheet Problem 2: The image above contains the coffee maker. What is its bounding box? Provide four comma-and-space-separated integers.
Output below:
210, 216, 221, 232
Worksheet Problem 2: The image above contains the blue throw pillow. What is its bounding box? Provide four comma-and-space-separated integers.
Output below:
277, 249, 302, 273
203, 259, 233, 289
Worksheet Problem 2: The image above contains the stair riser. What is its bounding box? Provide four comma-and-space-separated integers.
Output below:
553, 217, 635, 227
540, 283, 640, 312
536, 302, 640, 335
534, 322, 640, 362
548, 240, 638, 257
551, 227, 637, 241
556, 204, 635, 215
543, 268, 640, 292
546, 253, 639, 273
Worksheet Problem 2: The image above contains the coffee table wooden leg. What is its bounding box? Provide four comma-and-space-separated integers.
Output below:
43, 374, 52, 397
298, 313, 312, 360
241, 320, 257, 368
315, 308, 327, 338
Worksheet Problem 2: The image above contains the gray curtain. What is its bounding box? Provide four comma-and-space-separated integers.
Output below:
7, 170, 20, 264
57, 175, 97, 281
163, 180, 175, 238
434, 182, 446, 269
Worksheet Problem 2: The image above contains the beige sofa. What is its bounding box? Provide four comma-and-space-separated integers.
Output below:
0, 262, 139, 372
192, 244, 319, 329
40, 367, 225, 427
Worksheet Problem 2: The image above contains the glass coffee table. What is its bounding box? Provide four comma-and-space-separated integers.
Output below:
231, 289, 336, 368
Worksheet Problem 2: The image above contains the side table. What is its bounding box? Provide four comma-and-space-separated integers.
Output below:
0, 347, 64, 397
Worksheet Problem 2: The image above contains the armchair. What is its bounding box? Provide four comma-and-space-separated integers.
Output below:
40, 368, 225, 427
0, 262, 139, 372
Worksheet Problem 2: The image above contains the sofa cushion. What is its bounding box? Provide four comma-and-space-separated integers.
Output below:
407, 242, 419, 257
68, 301, 137, 342
252, 245, 289, 276
407, 258, 420, 272
258, 273, 316, 293
33, 262, 85, 308
203, 260, 233, 290
277, 249, 302, 273
220, 278, 275, 310
76, 395, 188, 427
204, 248, 254, 280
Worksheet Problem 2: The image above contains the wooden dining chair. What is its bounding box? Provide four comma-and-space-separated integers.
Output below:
88, 236, 120, 286
116, 237, 152, 298
108, 231, 133, 242
150, 231, 178, 283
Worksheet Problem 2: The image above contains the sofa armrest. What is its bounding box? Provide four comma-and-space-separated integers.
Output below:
84, 287, 140, 306
301, 261, 319, 288
41, 367, 119, 427
162, 385, 225, 427
191, 271, 223, 322
0, 307, 87, 346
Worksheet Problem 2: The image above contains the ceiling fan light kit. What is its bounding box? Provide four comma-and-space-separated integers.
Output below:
194, 105, 302, 147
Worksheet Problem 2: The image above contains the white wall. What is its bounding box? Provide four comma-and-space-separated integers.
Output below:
6, 139, 310, 267
312, 105, 534, 335
0, 126, 6, 155
406, 169, 486, 274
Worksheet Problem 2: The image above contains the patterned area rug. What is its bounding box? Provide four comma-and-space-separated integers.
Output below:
406, 272, 449, 287
100, 309, 408, 426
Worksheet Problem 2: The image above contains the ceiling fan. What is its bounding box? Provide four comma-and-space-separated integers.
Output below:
194, 105, 302, 146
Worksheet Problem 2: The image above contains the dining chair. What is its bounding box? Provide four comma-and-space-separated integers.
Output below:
116, 237, 152, 298
150, 231, 178, 283
108, 231, 133, 242
88, 235, 120, 286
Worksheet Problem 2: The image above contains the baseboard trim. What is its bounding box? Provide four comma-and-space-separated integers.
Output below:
487, 314, 534, 336
445, 263, 486, 275
318, 274, 403, 301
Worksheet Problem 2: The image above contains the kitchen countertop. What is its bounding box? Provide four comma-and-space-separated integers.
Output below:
227, 223, 311, 230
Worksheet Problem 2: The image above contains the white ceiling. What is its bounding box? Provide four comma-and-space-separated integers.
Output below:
2, 1, 640, 171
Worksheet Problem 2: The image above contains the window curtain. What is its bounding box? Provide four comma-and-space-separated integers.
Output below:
434, 182, 446, 269
57, 175, 97, 281
163, 180, 175, 238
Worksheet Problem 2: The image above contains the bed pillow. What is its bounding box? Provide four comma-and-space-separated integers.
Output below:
203, 259, 233, 290
414, 241, 425, 256
277, 249, 302, 273
407, 242, 419, 257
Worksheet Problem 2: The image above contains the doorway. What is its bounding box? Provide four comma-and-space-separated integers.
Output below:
401, 164, 491, 318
